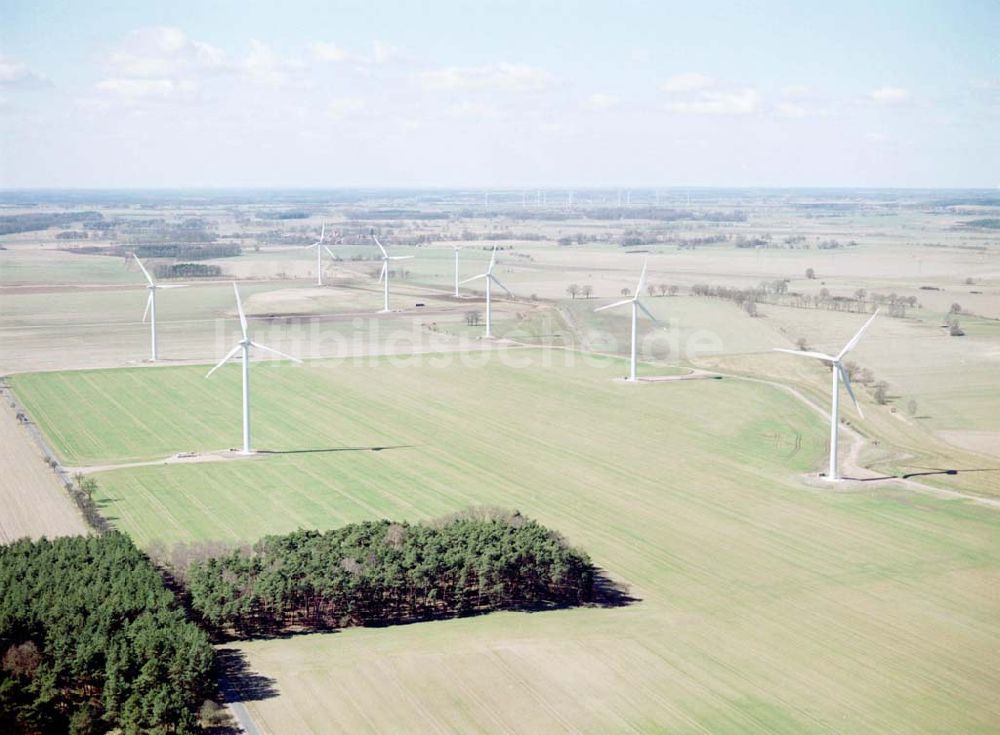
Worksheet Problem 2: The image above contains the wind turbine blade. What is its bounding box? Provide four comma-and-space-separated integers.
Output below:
389, 255, 415, 261
233, 283, 248, 339
838, 364, 863, 419
594, 298, 633, 313
133, 254, 155, 286
323, 245, 341, 261
837, 309, 880, 360
489, 274, 513, 297
773, 348, 837, 361
636, 300, 658, 323
250, 341, 303, 363
378, 261, 387, 283
371, 234, 388, 258
459, 273, 488, 285
142, 292, 152, 323
206, 343, 242, 378
157, 284, 187, 289
488, 244, 497, 273
635, 258, 648, 295
319, 223, 325, 242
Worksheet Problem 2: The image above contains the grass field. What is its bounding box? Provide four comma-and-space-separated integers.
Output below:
9, 351, 1000, 733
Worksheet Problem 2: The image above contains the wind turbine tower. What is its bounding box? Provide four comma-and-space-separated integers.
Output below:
594, 259, 659, 382
773, 310, 880, 480
133, 253, 185, 362
305, 224, 339, 286
206, 284, 302, 454
372, 232, 414, 312
459, 244, 512, 338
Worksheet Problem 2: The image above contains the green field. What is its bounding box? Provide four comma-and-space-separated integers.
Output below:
10, 351, 1000, 733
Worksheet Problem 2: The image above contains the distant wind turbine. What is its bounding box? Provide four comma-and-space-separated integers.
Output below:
206, 283, 302, 454
304, 224, 339, 286
452, 245, 462, 297
371, 232, 414, 312
773, 309, 880, 481
594, 259, 658, 382
133, 253, 186, 362
459, 244, 512, 338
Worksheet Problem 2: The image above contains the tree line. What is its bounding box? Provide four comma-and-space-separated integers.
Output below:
0, 533, 216, 734
186, 511, 596, 638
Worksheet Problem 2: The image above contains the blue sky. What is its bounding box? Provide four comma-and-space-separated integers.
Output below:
1, 0, 997, 188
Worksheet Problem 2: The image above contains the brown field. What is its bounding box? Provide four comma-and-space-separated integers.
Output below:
0, 392, 87, 542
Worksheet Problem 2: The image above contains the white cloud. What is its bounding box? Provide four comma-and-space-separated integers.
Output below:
781, 85, 810, 98
107, 27, 229, 79
371, 40, 399, 65
244, 40, 305, 85
0, 55, 50, 87
95, 77, 200, 102
775, 102, 809, 118
445, 100, 495, 117
327, 96, 365, 119
587, 93, 620, 109
419, 63, 551, 93
667, 88, 759, 115
660, 72, 714, 93
869, 86, 910, 105
310, 42, 350, 63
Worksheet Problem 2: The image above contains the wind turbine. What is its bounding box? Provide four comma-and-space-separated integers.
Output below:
206, 283, 302, 454
594, 259, 658, 382
459, 244, 512, 338
452, 245, 462, 297
773, 309, 879, 481
371, 232, 414, 312
133, 253, 186, 362
305, 224, 339, 286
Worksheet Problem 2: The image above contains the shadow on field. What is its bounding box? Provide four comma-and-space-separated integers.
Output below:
589, 570, 641, 608
257, 445, 415, 455
217, 648, 278, 703
900, 467, 1000, 480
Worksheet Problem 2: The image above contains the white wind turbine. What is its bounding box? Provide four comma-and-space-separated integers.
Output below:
594, 259, 658, 382
133, 253, 186, 362
206, 283, 302, 454
371, 232, 414, 312
459, 244, 512, 338
773, 309, 879, 481
452, 245, 462, 297
304, 224, 339, 286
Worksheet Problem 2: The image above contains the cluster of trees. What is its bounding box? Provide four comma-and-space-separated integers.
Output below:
0, 533, 215, 734
186, 511, 595, 638
153, 263, 223, 279
116, 243, 241, 260
256, 209, 311, 220
0, 212, 102, 236
55, 230, 89, 240
691, 280, 917, 319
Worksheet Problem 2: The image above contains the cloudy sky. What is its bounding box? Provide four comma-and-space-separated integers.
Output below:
1, 0, 997, 188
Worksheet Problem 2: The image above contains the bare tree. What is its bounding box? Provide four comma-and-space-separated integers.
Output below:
566, 284, 580, 299
464, 311, 482, 326
668, 285, 679, 296
620, 287, 631, 297
873, 381, 889, 405
581, 284, 593, 299
806, 267, 816, 279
